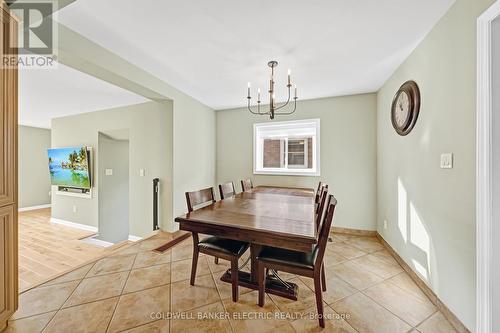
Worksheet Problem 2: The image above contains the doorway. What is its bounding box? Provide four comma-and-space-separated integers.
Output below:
97, 130, 130, 243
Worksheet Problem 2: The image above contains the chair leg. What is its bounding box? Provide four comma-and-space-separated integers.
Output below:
258, 262, 266, 307
321, 263, 327, 292
230, 258, 239, 302
190, 233, 199, 286
190, 248, 199, 286
314, 273, 325, 328
214, 257, 219, 265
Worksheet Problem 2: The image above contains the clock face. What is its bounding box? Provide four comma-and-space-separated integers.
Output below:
394, 91, 411, 129
391, 81, 420, 136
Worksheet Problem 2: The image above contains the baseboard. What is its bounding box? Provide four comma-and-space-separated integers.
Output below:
50, 217, 98, 233
331, 226, 377, 236
376, 233, 470, 333
18, 204, 51, 212
128, 235, 142, 242
79, 236, 114, 247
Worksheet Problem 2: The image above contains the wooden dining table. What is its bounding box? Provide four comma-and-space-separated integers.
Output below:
174, 186, 317, 300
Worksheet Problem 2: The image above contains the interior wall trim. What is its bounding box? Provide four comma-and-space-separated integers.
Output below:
128, 235, 142, 242
18, 204, 51, 212
79, 236, 113, 247
376, 233, 470, 333
49, 217, 98, 233
331, 226, 376, 237
477, 2, 500, 332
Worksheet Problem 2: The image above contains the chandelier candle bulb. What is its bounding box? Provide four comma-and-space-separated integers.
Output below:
258, 88, 261, 101
294, 85, 297, 98
288, 69, 291, 85
247, 82, 251, 98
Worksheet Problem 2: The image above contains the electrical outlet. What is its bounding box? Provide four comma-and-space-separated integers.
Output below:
140, 169, 145, 177
440, 153, 453, 169
105, 168, 113, 176
383, 220, 388, 230
73, 205, 77, 213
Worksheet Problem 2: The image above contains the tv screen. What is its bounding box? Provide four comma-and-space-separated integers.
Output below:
48, 146, 91, 189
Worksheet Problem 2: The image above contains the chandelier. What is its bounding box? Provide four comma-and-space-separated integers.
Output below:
247, 60, 297, 119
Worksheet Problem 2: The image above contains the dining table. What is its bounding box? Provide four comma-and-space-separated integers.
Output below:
174, 185, 317, 300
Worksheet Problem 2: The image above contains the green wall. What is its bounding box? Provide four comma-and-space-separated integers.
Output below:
18, 125, 51, 208
51, 101, 173, 238
216, 94, 377, 231
171, 98, 216, 231
376, 0, 494, 329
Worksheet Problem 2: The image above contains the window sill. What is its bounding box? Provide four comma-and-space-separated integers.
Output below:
253, 170, 320, 177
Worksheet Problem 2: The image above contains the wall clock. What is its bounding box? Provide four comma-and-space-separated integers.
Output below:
391, 80, 421, 136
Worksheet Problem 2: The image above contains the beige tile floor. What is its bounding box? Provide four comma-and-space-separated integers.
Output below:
6, 232, 458, 333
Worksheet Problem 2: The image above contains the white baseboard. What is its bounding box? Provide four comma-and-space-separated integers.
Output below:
128, 235, 142, 242
18, 204, 51, 212
50, 217, 98, 233
80, 236, 114, 247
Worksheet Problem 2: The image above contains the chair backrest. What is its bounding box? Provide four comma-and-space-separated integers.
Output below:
314, 195, 338, 268
219, 182, 236, 200
315, 181, 323, 204
315, 183, 328, 213
241, 179, 253, 192
315, 185, 328, 231
185, 187, 216, 212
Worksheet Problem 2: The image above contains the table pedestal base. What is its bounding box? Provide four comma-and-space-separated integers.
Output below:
220, 270, 298, 301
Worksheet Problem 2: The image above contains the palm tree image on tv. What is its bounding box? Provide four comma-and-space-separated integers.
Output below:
48, 146, 90, 188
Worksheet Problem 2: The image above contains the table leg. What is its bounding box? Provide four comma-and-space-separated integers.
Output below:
250, 243, 262, 283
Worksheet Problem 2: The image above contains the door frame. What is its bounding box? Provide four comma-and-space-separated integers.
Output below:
477, 2, 500, 332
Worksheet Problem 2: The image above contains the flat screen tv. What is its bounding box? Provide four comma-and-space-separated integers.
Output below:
47, 146, 91, 189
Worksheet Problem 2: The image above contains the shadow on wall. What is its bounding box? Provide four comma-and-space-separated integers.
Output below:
397, 177, 437, 288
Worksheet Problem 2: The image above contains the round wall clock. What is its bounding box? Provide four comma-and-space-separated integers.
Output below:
391, 80, 421, 136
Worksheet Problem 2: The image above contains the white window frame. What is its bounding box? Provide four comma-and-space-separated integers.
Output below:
253, 119, 320, 176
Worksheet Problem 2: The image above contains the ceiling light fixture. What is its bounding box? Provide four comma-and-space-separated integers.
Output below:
247, 60, 297, 119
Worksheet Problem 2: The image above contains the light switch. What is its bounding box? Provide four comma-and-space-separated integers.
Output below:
105, 168, 113, 176
440, 153, 453, 169
140, 169, 145, 177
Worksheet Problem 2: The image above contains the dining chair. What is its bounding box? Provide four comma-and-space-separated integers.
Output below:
315, 183, 328, 213
185, 187, 250, 301
316, 183, 334, 243
315, 181, 323, 203
315, 184, 328, 229
217, 182, 236, 265
267, 187, 329, 292
315, 188, 329, 292
256, 193, 337, 328
241, 178, 253, 192
219, 181, 236, 199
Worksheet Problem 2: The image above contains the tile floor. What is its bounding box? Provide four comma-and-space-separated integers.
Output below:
6, 232, 458, 333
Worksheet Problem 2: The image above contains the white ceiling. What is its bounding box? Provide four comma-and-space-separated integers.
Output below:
19, 63, 148, 128
54, 0, 455, 110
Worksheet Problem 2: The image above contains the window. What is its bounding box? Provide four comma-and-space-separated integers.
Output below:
254, 119, 320, 176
